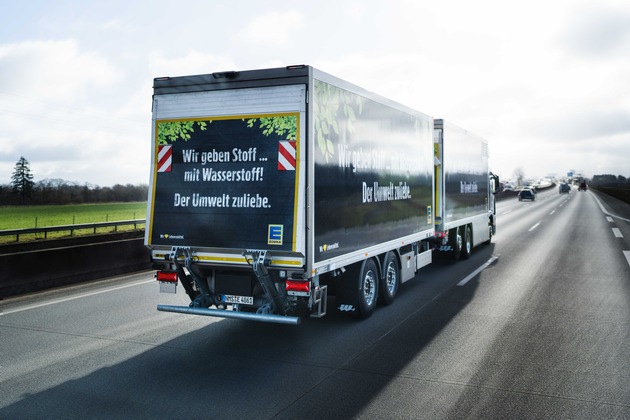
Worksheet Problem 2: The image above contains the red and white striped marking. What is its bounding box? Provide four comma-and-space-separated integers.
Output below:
278, 141, 296, 171
157, 145, 172, 172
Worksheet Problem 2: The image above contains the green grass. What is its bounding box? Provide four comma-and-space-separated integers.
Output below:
592, 186, 630, 205
0, 202, 148, 243
0, 202, 147, 230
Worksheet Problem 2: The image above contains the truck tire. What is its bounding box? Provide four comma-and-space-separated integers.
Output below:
356, 259, 379, 318
461, 225, 472, 260
485, 224, 493, 245
450, 227, 462, 261
379, 252, 400, 305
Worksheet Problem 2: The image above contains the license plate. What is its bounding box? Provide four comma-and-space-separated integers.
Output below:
221, 294, 253, 305
159, 282, 177, 294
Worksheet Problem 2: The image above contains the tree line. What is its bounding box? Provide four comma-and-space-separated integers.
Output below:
3, 156, 148, 206
589, 174, 630, 187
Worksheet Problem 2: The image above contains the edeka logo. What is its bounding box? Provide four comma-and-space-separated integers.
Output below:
319, 242, 340, 253
268, 225, 283, 245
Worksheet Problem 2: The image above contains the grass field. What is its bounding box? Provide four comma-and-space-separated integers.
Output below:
0, 202, 147, 230
0, 202, 148, 243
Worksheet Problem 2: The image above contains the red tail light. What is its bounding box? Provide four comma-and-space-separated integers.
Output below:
286, 280, 310, 293
156, 270, 178, 283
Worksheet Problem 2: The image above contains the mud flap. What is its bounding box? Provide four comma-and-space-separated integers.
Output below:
333, 266, 360, 315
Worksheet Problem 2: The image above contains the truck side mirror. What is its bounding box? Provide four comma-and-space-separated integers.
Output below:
490, 173, 500, 194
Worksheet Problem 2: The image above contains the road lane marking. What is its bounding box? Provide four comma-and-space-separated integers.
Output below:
549, 210, 556, 215
606, 216, 614, 223
1, 279, 154, 315
457, 255, 500, 286
612, 228, 623, 238
591, 193, 630, 222
529, 222, 541, 232
624, 251, 630, 267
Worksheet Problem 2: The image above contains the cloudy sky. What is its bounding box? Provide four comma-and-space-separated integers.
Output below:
1, 0, 629, 187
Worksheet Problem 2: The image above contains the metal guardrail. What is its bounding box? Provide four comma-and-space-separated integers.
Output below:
0, 219, 146, 242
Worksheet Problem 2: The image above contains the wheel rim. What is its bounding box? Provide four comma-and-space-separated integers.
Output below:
385, 261, 397, 296
465, 228, 472, 254
362, 269, 377, 306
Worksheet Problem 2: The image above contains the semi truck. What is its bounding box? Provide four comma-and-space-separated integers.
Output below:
146, 65, 498, 325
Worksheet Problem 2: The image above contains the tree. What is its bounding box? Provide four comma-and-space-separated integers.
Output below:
11, 156, 35, 203
513, 167, 526, 187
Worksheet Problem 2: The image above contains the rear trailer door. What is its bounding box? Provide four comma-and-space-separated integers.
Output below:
147, 84, 307, 257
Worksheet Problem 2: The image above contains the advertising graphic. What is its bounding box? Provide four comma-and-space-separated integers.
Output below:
149, 114, 299, 251
312, 79, 433, 263
442, 129, 489, 223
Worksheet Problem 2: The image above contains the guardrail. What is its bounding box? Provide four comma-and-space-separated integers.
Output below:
0, 219, 146, 242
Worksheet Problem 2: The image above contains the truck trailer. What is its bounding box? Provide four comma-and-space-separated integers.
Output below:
433, 119, 498, 260
146, 65, 498, 325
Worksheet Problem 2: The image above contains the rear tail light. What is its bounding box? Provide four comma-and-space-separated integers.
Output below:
156, 270, 178, 283
286, 280, 310, 293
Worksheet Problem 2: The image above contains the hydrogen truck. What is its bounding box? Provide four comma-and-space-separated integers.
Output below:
146, 65, 498, 325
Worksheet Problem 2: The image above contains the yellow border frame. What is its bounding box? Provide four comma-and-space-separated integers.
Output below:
148, 112, 301, 252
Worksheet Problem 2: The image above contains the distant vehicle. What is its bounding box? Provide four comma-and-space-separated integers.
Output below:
578, 181, 587, 191
518, 188, 536, 201
559, 183, 571, 194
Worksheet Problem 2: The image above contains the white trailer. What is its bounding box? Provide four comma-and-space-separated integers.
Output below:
433, 119, 498, 260
146, 66, 497, 325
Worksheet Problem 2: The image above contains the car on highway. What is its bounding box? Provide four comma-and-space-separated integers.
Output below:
518, 188, 536, 201
559, 183, 571, 194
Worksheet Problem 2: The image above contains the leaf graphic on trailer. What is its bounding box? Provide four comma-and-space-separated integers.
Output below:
313, 80, 364, 162
158, 121, 209, 144
246, 116, 297, 140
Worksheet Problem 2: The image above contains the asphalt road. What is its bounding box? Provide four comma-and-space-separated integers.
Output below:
1, 187, 629, 419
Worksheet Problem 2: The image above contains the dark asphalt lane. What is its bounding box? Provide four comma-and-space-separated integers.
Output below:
1, 188, 629, 419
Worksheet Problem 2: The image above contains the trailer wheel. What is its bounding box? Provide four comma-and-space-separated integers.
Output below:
450, 227, 462, 261
461, 225, 472, 259
379, 252, 399, 305
356, 259, 379, 318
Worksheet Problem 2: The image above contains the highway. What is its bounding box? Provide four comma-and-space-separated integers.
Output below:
2, 187, 630, 419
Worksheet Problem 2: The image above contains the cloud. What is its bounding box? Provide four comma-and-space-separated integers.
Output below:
526, 109, 630, 142
561, 6, 630, 56
0, 39, 122, 102
148, 50, 237, 78
237, 11, 304, 45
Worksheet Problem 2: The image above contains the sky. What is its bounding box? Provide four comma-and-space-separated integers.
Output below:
1, 0, 629, 187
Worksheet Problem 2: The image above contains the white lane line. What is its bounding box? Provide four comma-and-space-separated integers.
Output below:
457, 255, 499, 286
502, 210, 512, 215
624, 251, 630, 267
606, 216, 614, 222
529, 222, 541, 232
550, 210, 556, 215
612, 228, 623, 238
1, 279, 154, 315
591, 193, 630, 222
